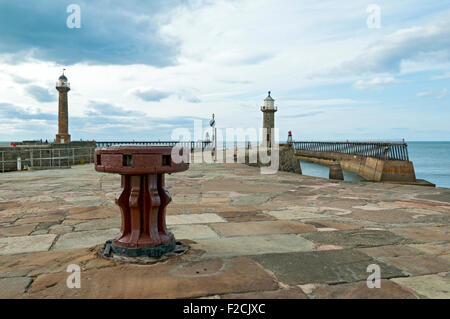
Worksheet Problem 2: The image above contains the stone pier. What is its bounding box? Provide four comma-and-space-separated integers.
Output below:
0, 162, 448, 298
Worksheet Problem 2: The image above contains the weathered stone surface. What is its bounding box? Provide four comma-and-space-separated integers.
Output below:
379, 256, 450, 276
303, 219, 360, 230
66, 207, 118, 220
407, 243, 450, 261
0, 234, 56, 255
170, 224, 219, 240
211, 220, 316, 237
167, 213, 227, 225
193, 234, 315, 259
0, 247, 99, 277
310, 280, 419, 299
278, 146, 302, 174
53, 229, 119, 250
15, 212, 64, 225
266, 207, 328, 220
48, 225, 73, 235
251, 249, 405, 285
216, 211, 276, 222
1, 162, 449, 298
0, 224, 36, 237
392, 274, 450, 298
303, 230, 414, 248
29, 257, 278, 298
389, 226, 450, 243
357, 245, 422, 258
74, 218, 121, 231
0, 277, 32, 298
221, 286, 308, 299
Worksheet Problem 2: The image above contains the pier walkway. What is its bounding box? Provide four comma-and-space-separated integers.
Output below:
0, 162, 448, 298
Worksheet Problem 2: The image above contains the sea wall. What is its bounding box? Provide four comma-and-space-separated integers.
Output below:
0, 141, 96, 173
294, 149, 416, 182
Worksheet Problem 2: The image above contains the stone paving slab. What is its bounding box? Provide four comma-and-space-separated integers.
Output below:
0, 234, 56, 255
192, 234, 316, 259
265, 207, 330, 220
357, 245, 423, 258
0, 224, 36, 237
378, 255, 450, 276
167, 213, 227, 225
0, 277, 32, 298
251, 249, 406, 285
221, 286, 308, 299
305, 280, 419, 299
211, 220, 316, 237
0, 247, 100, 278
53, 229, 119, 250
170, 224, 219, 240
391, 274, 450, 298
303, 229, 415, 248
28, 257, 278, 298
388, 226, 450, 243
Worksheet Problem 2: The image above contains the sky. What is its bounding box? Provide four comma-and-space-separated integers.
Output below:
0, 0, 449, 142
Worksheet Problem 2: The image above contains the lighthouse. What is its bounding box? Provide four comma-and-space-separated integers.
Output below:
261, 91, 277, 147
55, 70, 71, 144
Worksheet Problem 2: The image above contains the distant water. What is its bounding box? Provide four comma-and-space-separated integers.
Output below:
408, 142, 450, 188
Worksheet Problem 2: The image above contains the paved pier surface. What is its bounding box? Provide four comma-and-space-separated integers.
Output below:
0, 163, 449, 298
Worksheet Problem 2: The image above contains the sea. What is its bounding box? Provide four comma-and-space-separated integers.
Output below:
1, 141, 449, 188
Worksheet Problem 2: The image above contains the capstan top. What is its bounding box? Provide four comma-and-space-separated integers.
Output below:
94, 146, 189, 175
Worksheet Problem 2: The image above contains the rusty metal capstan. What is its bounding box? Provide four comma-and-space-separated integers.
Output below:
95, 146, 189, 257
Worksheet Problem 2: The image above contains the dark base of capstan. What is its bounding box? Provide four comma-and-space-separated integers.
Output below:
99, 239, 189, 264
102, 238, 177, 258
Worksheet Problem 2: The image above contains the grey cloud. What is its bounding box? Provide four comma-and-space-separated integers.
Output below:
85, 101, 145, 117
26, 85, 57, 102
10, 74, 32, 84
132, 88, 172, 102
279, 111, 324, 118
228, 53, 275, 66
0, 102, 56, 121
0, 1, 185, 66
336, 14, 450, 74
132, 88, 201, 103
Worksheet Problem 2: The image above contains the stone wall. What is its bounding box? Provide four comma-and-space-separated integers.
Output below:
0, 141, 96, 173
294, 149, 416, 182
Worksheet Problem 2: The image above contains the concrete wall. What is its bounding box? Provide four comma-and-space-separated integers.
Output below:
295, 149, 416, 182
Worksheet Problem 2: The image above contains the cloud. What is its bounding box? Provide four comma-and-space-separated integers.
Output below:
336, 13, 450, 74
416, 88, 447, 99
0, 1, 183, 66
279, 111, 324, 118
85, 101, 144, 117
431, 72, 450, 80
0, 102, 56, 120
353, 77, 396, 90
437, 88, 448, 99
9, 73, 32, 84
26, 85, 57, 102
416, 91, 433, 97
131, 87, 201, 103
131, 88, 172, 102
